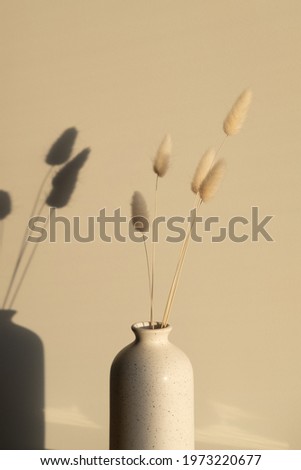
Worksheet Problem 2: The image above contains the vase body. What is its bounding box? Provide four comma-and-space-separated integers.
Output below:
110, 321, 194, 449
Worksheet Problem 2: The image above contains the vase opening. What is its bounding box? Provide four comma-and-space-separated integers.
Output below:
132, 321, 170, 331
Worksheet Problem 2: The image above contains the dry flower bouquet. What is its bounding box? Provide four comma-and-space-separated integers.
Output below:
130, 88, 252, 329
110, 89, 252, 450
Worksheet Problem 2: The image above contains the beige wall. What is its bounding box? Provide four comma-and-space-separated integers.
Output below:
1, 0, 300, 449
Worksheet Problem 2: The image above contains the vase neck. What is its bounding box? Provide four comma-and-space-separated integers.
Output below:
131, 321, 172, 344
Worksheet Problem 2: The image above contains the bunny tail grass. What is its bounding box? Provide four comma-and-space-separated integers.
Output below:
131, 192, 152, 317
151, 135, 172, 325
161, 197, 202, 328
223, 89, 252, 136
191, 148, 215, 194
161, 230, 190, 328
143, 233, 152, 306
149, 175, 159, 328
199, 159, 226, 202
131, 191, 149, 232
162, 159, 226, 327
153, 134, 171, 178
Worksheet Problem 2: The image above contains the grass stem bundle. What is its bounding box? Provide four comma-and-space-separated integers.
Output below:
132, 89, 252, 328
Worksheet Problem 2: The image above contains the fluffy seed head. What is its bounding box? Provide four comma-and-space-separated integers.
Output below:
131, 191, 149, 232
0, 190, 12, 220
153, 134, 171, 177
223, 89, 252, 136
199, 159, 226, 202
191, 148, 215, 194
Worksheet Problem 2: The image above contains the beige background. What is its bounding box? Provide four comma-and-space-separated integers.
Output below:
1, 0, 300, 449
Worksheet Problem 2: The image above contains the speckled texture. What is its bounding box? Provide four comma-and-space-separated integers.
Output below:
110, 322, 194, 450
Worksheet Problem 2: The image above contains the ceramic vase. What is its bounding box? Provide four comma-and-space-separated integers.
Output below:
110, 321, 194, 449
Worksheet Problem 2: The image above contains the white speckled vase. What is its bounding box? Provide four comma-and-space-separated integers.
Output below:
110, 321, 194, 449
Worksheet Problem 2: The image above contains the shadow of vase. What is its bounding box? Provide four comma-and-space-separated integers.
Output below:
0, 309, 45, 449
